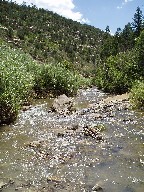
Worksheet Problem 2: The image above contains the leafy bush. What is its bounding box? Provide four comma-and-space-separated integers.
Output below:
130, 80, 144, 110
93, 50, 139, 93
0, 41, 89, 124
0, 42, 34, 124
34, 62, 88, 96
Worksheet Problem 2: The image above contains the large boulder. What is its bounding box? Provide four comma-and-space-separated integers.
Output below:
51, 94, 75, 115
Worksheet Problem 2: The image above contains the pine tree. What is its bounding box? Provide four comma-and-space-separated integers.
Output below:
132, 7, 143, 37
100, 26, 113, 60
136, 30, 144, 76
113, 27, 122, 55
105, 25, 110, 34
121, 23, 134, 51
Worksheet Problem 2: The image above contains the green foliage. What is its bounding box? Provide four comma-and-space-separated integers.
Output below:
130, 80, 144, 110
135, 30, 144, 76
94, 50, 139, 93
0, 0, 104, 70
95, 9, 143, 97
0, 41, 34, 124
34, 62, 89, 96
121, 23, 135, 51
101, 7, 144, 62
100, 34, 114, 61
0, 41, 88, 124
132, 7, 144, 37
101, 24, 135, 62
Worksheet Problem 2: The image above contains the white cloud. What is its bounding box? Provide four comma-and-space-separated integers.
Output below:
124, 0, 133, 3
117, 0, 134, 9
12, 0, 89, 23
117, 6, 123, 9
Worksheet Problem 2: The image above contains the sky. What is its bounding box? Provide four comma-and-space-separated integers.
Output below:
11, 0, 144, 34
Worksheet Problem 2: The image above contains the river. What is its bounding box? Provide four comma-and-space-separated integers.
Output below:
0, 87, 143, 192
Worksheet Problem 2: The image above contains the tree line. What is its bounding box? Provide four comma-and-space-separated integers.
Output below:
101, 6, 144, 61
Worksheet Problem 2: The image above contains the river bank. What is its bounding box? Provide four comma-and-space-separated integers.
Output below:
0, 87, 143, 192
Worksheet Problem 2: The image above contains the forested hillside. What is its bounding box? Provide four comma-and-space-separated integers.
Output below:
0, 1, 144, 68
0, 0, 105, 70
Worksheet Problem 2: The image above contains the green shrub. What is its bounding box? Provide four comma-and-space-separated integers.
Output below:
0, 41, 90, 124
130, 80, 144, 110
93, 50, 139, 94
34, 63, 87, 96
0, 42, 34, 124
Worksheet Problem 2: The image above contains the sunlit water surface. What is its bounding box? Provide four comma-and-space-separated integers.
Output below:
0, 87, 143, 192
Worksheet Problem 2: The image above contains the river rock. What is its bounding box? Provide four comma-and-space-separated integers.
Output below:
25, 140, 44, 148
22, 105, 32, 111
0, 179, 14, 191
0, 181, 6, 190
83, 125, 103, 141
47, 176, 63, 183
92, 184, 103, 191
51, 94, 75, 115
89, 113, 103, 120
67, 123, 79, 131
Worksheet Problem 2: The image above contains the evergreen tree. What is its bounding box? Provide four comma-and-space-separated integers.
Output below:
113, 27, 122, 55
132, 7, 143, 37
105, 25, 110, 34
100, 26, 113, 60
136, 30, 144, 76
121, 23, 134, 51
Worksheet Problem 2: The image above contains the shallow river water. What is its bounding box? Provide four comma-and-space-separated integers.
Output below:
0, 87, 144, 192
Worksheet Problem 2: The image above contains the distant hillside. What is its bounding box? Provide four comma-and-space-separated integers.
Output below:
0, 0, 105, 68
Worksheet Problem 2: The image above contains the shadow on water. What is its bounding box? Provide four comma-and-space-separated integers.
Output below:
0, 87, 144, 192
